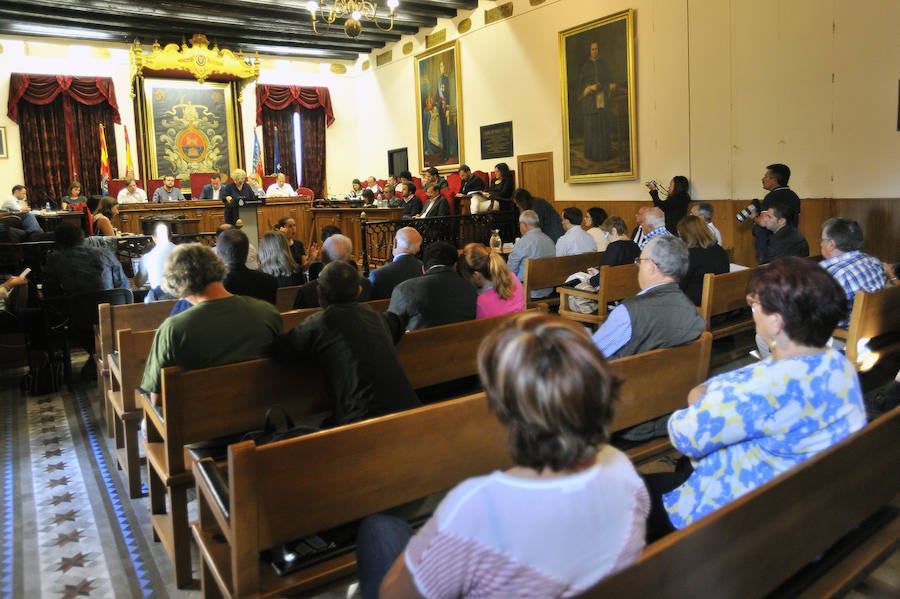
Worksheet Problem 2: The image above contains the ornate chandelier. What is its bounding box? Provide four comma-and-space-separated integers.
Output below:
306, 0, 400, 39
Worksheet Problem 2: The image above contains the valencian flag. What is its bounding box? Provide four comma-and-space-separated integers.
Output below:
123, 125, 135, 179
252, 129, 265, 181
272, 127, 283, 174
99, 123, 111, 196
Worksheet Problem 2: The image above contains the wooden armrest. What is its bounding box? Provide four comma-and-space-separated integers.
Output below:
832, 328, 849, 340
556, 286, 599, 299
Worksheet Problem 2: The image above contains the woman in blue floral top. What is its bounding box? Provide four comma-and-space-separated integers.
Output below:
644, 256, 867, 540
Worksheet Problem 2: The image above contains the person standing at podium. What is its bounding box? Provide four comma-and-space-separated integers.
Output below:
220, 168, 256, 225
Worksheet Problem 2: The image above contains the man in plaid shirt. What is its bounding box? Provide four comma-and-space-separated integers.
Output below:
819, 218, 886, 328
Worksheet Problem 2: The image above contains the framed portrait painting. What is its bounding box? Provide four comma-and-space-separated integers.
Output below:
559, 9, 637, 183
136, 78, 241, 181
415, 40, 463, 173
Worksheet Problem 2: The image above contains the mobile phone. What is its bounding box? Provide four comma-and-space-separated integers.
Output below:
19, 268, 31, 278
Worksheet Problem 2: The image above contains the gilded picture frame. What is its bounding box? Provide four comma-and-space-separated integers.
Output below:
415, 40, 463, 173
0, 126, 7, 159
560, 9, 637, 183
137, 78, 241, 181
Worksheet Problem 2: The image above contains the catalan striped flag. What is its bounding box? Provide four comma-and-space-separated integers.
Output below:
253, 129, 265, 181
123, 125, 135, 179
99, 123, 110, 196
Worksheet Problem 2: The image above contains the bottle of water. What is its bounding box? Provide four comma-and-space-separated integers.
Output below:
489, 229, 502, 252
45, 202, 51, 212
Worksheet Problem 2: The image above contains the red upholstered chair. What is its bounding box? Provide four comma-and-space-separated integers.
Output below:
446, 172, 462, 195
107, 179, 127, 199
474, 170, 490, 189
440, 188, 457, 215
295, 187, 315, 200
68, 202, 93, 236
377, 179, 387, 189
508, 170, 516, 190
361, 179, 368, 188
415, 189, 428, 204
412, 176, 423, 191
189, 173, 214, 199
261, 175, 277, 190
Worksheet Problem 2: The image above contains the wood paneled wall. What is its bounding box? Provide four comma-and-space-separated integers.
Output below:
546, 197, 897, 266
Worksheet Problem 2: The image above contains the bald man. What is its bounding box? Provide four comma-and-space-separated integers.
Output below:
368, 227, 425, 300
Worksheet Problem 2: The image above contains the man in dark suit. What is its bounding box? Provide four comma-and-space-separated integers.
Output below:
369, 227, 424, 300
416, 183, 450, 218
199, 173, 223, 200
218, 228, 278, 305
294, 234, 372, 308
399, 183, 422, 218
760, 202, 809, 263
455, 164, 485, 198
388, 241, 476, 330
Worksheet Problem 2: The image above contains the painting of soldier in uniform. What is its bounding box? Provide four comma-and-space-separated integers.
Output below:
560, 10, 637, 182
416, 41, 463, 172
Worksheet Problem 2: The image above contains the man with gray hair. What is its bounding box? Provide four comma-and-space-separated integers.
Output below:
690, 202, 722, 246
139, 243, 282, 406
507, 209, 556, 299
819, 217, 885, 329
638, 207, 671, 249
593, 235, 705, 360
294, 233, 372, 308
368, 227, 424, 300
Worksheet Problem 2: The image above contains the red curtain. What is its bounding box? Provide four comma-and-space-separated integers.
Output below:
8, 74, 121, 205
257, 85, 332, 198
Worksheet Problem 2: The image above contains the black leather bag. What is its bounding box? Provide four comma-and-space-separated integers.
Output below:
242, 405, 319, 446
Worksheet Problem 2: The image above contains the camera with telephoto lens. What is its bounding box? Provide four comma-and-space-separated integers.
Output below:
736, 199, 762, 223
644, 180, 658, 188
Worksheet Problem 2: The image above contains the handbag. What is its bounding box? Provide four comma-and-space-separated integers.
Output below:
242, 405, 320, 446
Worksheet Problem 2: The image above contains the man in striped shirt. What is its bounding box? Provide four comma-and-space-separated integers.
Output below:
819, 217, 885, 329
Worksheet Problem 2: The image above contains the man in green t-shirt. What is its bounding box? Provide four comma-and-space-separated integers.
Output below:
140, 243, 282, 406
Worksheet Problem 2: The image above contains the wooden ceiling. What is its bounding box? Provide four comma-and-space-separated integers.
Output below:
1, 0, 478, 61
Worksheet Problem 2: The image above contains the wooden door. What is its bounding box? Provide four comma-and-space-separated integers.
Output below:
517, 152, 556, 208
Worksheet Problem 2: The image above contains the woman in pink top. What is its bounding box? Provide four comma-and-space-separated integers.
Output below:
459, 243, 526, 318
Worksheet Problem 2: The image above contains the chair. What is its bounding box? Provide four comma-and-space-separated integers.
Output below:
42, 288, 134, 386
296, 187, 315, 200
446, 172, 462, 194
188, 172, 215, 199
473, 170, 490, 189
68, 203, 94, 236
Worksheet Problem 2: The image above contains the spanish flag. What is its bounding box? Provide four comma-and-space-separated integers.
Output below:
253, 129, 265, 182
99, 123, 111, 196
123, 125, 135, 179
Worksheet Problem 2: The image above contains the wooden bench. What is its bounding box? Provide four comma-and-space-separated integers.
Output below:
698, 267, 757, 365
274, 285, 301, 312
190, 392, 511, 598
579, 405, 900, 598
97, 300, 176, 437
141, 310, 530, 587
184, 329, 711, 597
834, 285, 900, 372
522, 252, 603, 309
556, 263, 640, 326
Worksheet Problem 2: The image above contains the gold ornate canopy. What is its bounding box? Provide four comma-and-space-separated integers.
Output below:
130, 33, 259, 86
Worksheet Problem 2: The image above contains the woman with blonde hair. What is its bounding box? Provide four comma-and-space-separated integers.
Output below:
258, 231, 302, 287
459, 242, 525, 318
677, 214, 729, 305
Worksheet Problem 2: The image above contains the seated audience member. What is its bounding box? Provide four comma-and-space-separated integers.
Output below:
643, 257, 866, 540
265, 172, 295, 198
151, 175, 185, 203
639, 207, 671, 249
423, 166, 449, 191
556, 207, 597, 256
512, 188, 564, 242
0, 274, 28, 311
356, 313, 649, 599
90, 196, 118, 237
139, 242, 282, 406
199, 173, 224, 200
819, 217, 885, 328
295, 234, 371, 308
388, 241, 477, 330
584, 207, 609, 251
454, 164, 485, 201
259, 231, 302, 287
507, 209, 556, 299
348, 178, 364, 200
116, 178, 148, 204
62, 181, 87, 209
678, 215, 730, 306
274, 261, 419, 427
470, 163, 513, 214
141, 223, 175, 302
387, 174, 398, 187
399, 183, 423, 218
690, 201, 722, 246
366, 176, 383, 196
593, 235, 705, 360
632, 206, 649, 247
416, 183, 449, 218
384, 184, 402, 208
220, 169, 256, 225
215, 223, 259, 269
218, 228, 278, 304
594, 216, 640, 271
42, 222, 129, 295
759, 202, 808, 262
369, 227, 424, 300
459, 243, 526, 318
306, 224, 343, 281
1, 185, 42, 237
274, 217, 307, 269
647, 176, 691, 234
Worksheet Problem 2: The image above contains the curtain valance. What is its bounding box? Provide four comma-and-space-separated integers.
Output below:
256, 85, 334, 127
8, 74, 121, 124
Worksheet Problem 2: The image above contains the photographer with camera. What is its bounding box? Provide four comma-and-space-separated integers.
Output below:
738, 164, 801, 263
646, 176, 691, 234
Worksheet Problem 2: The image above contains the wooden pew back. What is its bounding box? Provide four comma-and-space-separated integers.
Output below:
557, 263, 639, 325
844, 285, 900, 368
523, 252, 603, 306
698, 268, 755, 335
275, 285, 300, 312
579, 406, 900, 598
